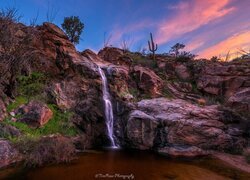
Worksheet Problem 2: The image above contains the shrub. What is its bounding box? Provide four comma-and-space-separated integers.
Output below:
0, 7, 21, 22
61, 16, 84, 44
17, 72, 47, 100
130, 53, 157, 69
4, 104, 78, 138
169, 43, 185, 57
6, 96, 28, 112
15, 136, 76, 167
176, 51, 196, 62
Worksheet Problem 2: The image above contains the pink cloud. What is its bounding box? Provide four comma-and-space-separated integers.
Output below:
155, 0, 235, 45
186, 40, 204, 52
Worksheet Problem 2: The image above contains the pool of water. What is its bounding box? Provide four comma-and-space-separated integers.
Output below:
1, 149, 250, 180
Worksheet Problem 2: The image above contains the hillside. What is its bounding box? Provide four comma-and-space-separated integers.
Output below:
0, 20, 249, 170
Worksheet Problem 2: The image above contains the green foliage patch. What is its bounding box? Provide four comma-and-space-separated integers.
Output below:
6, 96, 28, 112
17, 72, 47, 100
3, 104, 78, 141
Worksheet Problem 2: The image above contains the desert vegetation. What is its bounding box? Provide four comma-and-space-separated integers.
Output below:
0, 4, 249, 177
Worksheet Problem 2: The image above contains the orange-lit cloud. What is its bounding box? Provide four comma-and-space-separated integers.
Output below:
199, 30, 250, 59
155, 0, 235, 44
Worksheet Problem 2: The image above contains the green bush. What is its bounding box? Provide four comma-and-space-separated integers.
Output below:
17, 72, 47, 100
3, 104, 78, 139
129, 53, 157, 69
6, 96, 28, 112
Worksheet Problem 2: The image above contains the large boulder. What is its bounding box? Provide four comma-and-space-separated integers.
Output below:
125, 98, 246, 156
98, 47, 132, 66
15, 101, 53, 128
0, 124, 21, 138
48, 77, 110, 147
0, 140, 20, 168
131, 66, 163, 97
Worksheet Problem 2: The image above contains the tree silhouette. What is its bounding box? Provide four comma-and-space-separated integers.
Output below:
169, 43, 185, 57
61, 16, 84, 44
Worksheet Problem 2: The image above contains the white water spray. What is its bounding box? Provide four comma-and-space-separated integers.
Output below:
98, 66, 118, 148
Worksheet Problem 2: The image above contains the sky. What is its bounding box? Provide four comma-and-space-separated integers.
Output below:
1, 0, 250, 59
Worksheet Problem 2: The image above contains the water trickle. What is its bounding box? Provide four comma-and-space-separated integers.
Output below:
98, 66, 118, 148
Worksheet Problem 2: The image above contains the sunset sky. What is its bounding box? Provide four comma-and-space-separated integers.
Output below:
1, 0, 250, 59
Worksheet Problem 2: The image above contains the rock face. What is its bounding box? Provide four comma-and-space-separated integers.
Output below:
226, 87, 250, 116
48, 73, 109, 147
98, 47, 132, 66
197, 60, 250, 98
15, 101, 53, 128
175, 64, 191, 81
0, 98, 6, 121
125, 98, 245, 156
0, 19, 249, 165
0, 124, 21, 138
132, 66, 163, 97
197, 60, 250, 115
0, 140, 20, 168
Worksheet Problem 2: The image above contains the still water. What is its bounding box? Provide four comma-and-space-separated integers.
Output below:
1, 149, 250, 180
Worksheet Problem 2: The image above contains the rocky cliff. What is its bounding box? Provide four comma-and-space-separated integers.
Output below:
0, 20, 249, 168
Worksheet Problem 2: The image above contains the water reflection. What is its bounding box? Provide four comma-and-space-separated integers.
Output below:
1, 150, 250, 180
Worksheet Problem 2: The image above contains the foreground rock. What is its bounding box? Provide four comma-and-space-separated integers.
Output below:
0, 140, 20, 168
14, 101, 53, 128
213, 152, 250, 173
125, 98, 246, 157
0, 124, 21, 138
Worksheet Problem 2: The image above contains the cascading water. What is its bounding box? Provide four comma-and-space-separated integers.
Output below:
98, 66, 118, 148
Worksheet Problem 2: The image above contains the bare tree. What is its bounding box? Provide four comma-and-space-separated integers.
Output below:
238, 48, 250, 59
225, 50, 231, 61
0, 7, 22, 22
0, 15, 37, 97
120, 36, 134, 52
103, 32, 112, 48
46, 2, 59, 23
30, 10, 39, 27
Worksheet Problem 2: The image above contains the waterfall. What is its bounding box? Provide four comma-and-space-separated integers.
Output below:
98, 66, 118, 148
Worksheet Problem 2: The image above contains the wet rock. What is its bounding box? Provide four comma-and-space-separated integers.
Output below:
127, 110, 158, 149
158, 146, 209, 158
